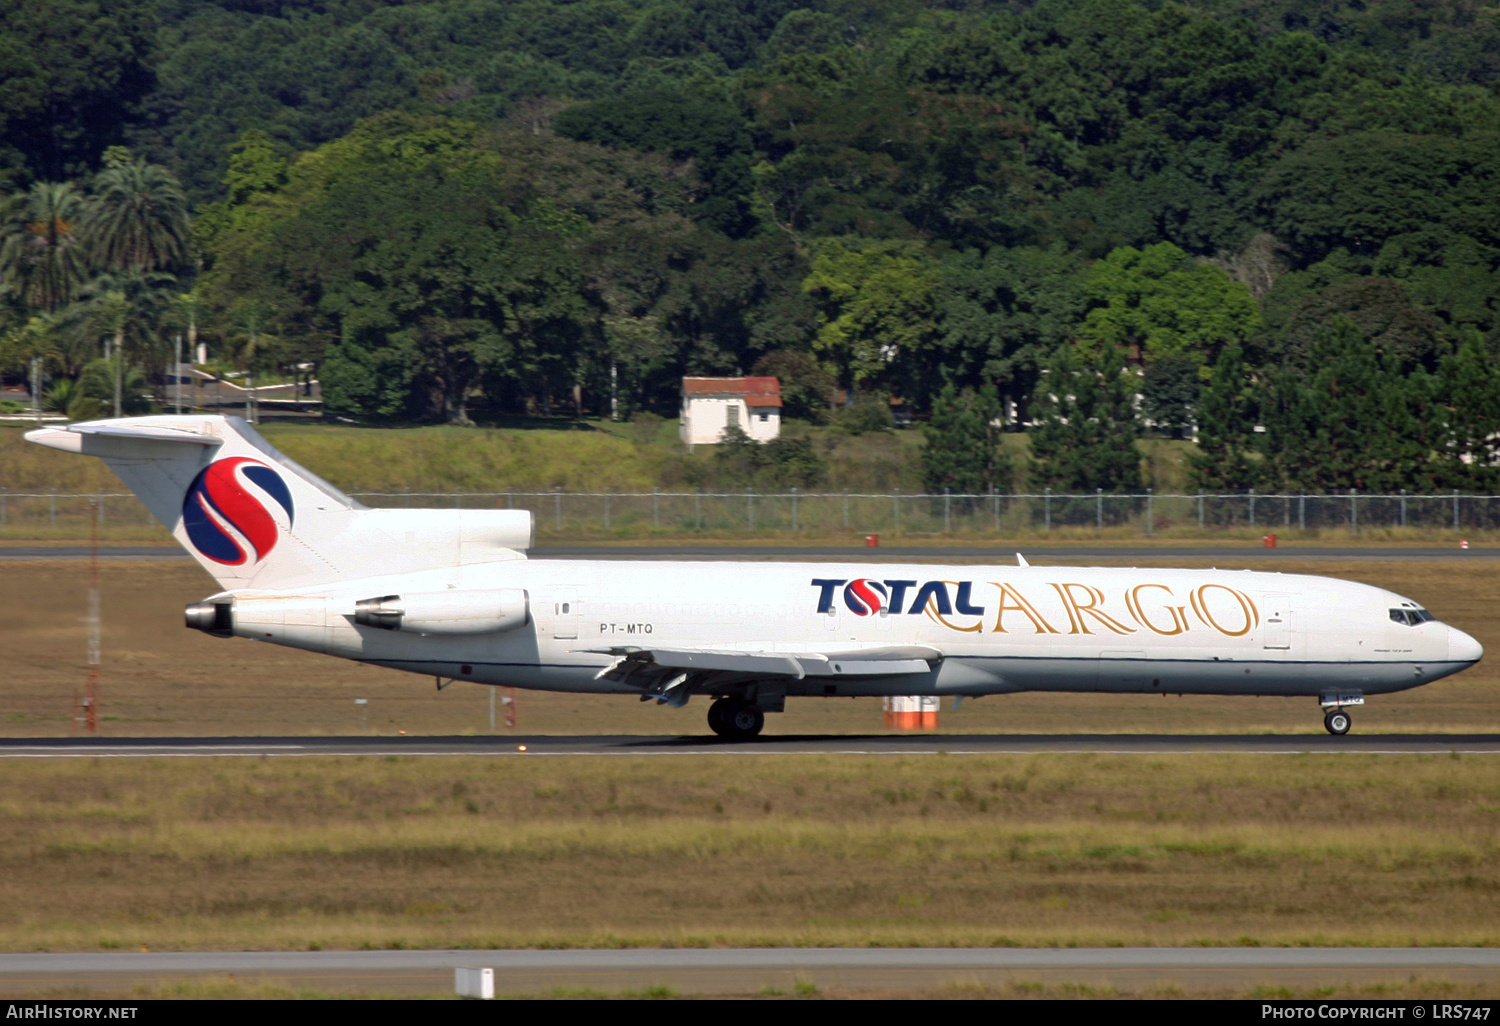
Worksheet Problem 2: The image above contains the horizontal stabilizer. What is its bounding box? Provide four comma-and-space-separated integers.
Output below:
27, 421, 224, 453
25, 414, 535, 590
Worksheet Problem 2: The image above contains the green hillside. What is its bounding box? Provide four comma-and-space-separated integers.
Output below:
3, 0, 1498, 496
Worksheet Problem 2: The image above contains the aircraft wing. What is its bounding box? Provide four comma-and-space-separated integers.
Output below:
582, 644, 941, 690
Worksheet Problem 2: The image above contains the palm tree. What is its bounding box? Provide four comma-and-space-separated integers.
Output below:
85, 154, 190, 275
99, 289, 130, 417
63, 269, 179, 413
0, 182, 90, 314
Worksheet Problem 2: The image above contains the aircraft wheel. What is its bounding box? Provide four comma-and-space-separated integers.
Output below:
707, 699, 731, 736
1324, 709, 1352, 736
709, 700, 764, 740
724, 703, 764, 739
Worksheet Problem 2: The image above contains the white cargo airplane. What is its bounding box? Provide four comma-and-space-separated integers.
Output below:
27, 415, 1483, 737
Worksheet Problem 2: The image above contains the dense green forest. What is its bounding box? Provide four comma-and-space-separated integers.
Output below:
3, 0, 1500, 492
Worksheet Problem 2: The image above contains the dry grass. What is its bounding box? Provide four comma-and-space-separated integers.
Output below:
2, 555, 1497, 969
0, 557, 1497, 737
13, 977, 1499, 1000
0, 753, 1495, 952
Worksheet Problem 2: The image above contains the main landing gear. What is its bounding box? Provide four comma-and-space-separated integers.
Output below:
1324, 708, 1352, 736
708, 698, 765, 740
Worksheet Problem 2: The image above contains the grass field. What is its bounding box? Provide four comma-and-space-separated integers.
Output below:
0, 419, 1246, 545
1, 556, 1498, 987
3, 556, 1499, 964
88, 978, 1500, 1000
0, 417, 932, 496
0, 753, 1496, 954
8, 419, 1496, 545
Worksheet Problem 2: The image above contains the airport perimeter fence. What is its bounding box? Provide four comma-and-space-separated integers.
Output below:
5, 487, 1500, 536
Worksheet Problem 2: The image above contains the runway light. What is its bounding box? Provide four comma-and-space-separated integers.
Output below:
517, 744, 528, 752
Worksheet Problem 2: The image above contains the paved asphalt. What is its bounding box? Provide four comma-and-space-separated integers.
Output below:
1, 544, 1495, 561
3, 947, 1498, 996
2, 733, 1497, 758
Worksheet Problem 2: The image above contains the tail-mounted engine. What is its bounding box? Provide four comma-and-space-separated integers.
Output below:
187, 588, 530, 639
353, 589, 529, 635
184, 600, 234, 637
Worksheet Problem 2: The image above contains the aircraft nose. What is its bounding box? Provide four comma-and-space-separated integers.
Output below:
1448, 626, 1484, 665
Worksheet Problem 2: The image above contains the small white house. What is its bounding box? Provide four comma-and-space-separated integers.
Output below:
679, 376, 781, 445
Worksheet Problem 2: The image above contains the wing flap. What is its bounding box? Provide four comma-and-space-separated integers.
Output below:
580, 644, 942, 684
581, 647, 807, 679
810, 658, 934, 676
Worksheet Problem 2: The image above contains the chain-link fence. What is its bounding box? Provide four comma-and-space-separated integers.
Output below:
0, 490, 159, 532
4, 488, 1497, 536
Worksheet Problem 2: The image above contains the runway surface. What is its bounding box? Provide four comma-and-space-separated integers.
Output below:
0, 544, 1493, 561
3, 947, 1497, 996
2, 732, 1497, 757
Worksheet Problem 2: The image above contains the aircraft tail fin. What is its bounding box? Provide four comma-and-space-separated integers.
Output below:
26, 415, 533, 590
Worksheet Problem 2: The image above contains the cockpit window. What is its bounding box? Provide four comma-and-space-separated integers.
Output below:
1389, 608, 1436, 626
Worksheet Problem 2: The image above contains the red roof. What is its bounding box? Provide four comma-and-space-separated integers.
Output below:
682, 376, 781, 404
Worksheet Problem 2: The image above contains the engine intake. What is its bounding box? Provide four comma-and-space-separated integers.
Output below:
353, 589, 529, 635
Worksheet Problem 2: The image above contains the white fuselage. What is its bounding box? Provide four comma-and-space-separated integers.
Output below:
223, 558, 1481, 700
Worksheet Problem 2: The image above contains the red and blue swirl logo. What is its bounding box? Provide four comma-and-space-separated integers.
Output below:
843, 578, 887, 616
181, 457, 295, 566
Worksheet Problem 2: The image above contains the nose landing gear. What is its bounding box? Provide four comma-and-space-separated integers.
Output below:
1319, 691, 1362, 736
1323, 708, 1352, 735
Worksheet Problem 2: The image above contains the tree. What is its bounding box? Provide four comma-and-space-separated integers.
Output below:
1255, 133, 1500, 266
63, 269, 178, 410
0, 313, 55, 391
1271, 275, 1448, 371
1080, 242, 1259, 366
86, 150, 191, 275
554, 88, 755, 236
1028, 343, 1143, 494
0, 0, 157, 183
751, 349, 834, 421
1258, 317, 1438, 492
934, 245, 1087, 421
713, 425, 825, 489
922, 383, 1009, 497
1141, 353, 1200, 438
1187, 342, 1259, 491
1432, 337, 1500, 490
801, 237, 941, 396
73, 356, 148, 421
0, 181, 89, 314
200, 113, 608, 423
